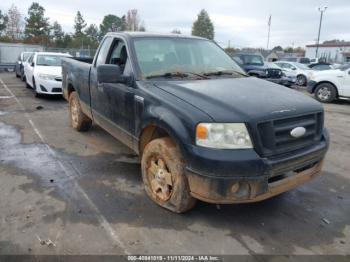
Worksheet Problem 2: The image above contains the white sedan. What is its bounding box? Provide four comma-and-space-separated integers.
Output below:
24, 52, 72, 97
274, 61, 313, 86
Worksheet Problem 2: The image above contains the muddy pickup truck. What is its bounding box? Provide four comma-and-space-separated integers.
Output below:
62, 32, 329, 213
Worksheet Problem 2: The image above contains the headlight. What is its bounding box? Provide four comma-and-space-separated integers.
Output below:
196, 123, 253, 149
37, 73, 56, 80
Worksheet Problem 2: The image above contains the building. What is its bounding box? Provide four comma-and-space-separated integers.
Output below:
305, 42, 350, 63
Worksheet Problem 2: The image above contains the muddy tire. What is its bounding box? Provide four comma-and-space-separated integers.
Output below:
296, 75, 307, 86
33, 78, 40, 98
69, 91, 92, 131
314, 83, 337, 103
141, 137, 196, 213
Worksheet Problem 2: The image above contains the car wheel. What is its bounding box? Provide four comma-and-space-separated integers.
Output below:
25, 77, 31, 89
69, 91, 92, 131
21, 70, 26, 82
33, 78, 40, 98
141, 137, 196, 213
296, 75, 307, 86
314, 83, 337, 103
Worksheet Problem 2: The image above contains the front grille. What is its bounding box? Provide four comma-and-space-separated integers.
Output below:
52, 88, 62, 93
266, 69, 282, 79
257, 112, 323, 157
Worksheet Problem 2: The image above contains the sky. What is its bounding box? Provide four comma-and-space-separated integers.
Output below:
1, 0, 350, 48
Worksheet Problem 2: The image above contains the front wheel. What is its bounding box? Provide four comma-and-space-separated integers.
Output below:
69, 91, 92, 131
314, 83, 337, 103
296, 75, 307, 86
33, 78, 40, 98
141, 137, 196, 213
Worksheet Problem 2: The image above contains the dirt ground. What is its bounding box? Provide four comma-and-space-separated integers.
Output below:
0, 72, 349, 255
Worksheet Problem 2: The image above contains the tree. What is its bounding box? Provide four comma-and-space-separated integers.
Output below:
74, 11, 86, 37
24, 2, 49, 40
6, 4, 23, 40
272, 45, 283, 51
171, 29, 181, 34
120, 15, 127, 31
85, 24, 99, 47
192, 9, 214, 40
100, 14, 122, 36
51, 21, 64, 46
125, 9, 145, 31
0, 10, 8, 36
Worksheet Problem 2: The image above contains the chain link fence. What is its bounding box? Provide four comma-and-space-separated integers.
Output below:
0, 42, 96, 72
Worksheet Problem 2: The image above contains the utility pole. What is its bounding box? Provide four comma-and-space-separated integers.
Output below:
267, 15, 271, 50
315, 7, 327, 58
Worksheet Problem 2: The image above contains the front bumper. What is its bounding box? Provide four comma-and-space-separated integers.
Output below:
265, 77, 295, 87
36, 78, 63, 95
307, 80, 318, 93
184, 130, 329, 204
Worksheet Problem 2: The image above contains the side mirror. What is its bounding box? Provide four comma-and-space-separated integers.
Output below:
97, 64, 131, 84
31, 62, 35, 67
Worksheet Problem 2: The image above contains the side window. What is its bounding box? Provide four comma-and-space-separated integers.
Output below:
107, 39, 129, 73
95, 37, 113, 66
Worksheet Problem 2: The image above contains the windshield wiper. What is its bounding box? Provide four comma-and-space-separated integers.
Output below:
146, 71, 209, 80
146, 72, 189, 79
203, 70, 246, 77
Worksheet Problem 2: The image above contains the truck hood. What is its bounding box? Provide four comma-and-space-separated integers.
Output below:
313, 69, 344, 77
154, 77, 323, 122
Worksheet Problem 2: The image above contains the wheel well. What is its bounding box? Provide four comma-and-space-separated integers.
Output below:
67, 84, 75, 97
139, 125, 170, 154
314, 81, 338, 96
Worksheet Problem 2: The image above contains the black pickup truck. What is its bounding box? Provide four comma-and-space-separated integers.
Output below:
62, 32, 329, 213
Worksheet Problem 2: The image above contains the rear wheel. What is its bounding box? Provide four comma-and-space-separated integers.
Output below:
69, 91, 92, 131
141, 137, 196, 213
314, 83, 337, 103
296, 75, 307, 86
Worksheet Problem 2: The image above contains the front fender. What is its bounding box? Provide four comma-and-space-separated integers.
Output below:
139, 105, 193, 155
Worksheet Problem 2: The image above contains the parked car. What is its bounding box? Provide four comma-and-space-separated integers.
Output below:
267, 62, 296, 87
15, 51, 34, 80
275, 61, 313, 86
308, 63, 333, 71
62, 32, 329, 213
24, 52, 72, 97
232, 53, 288, 86
282, 57, 311, 64
307, 63, 350, 103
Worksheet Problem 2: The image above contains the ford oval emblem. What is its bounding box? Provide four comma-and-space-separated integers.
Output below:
290, 127, 306, 138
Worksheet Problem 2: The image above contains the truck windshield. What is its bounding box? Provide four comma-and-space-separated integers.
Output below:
133, 37, 245, 78
36, 55, 68, 66
238, 55, 264, 66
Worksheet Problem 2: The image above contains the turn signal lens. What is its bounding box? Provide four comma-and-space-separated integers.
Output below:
196, 124, 208, 140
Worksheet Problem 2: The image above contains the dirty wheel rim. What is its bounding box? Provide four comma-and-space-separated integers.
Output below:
71, 99, 79, 126
296, 76, 305, 85
317, 86, 331, 101
147, 157, 173, 202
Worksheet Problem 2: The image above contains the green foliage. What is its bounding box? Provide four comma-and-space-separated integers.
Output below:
74, 11, 87, 37
191, 9, 214, 40
272, 45, 283, 51
85, 24, 99, 48
24, 2, 49, 38
0, 10, 8, 35
99, 14, 121, 36
171, 29, 181, 34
